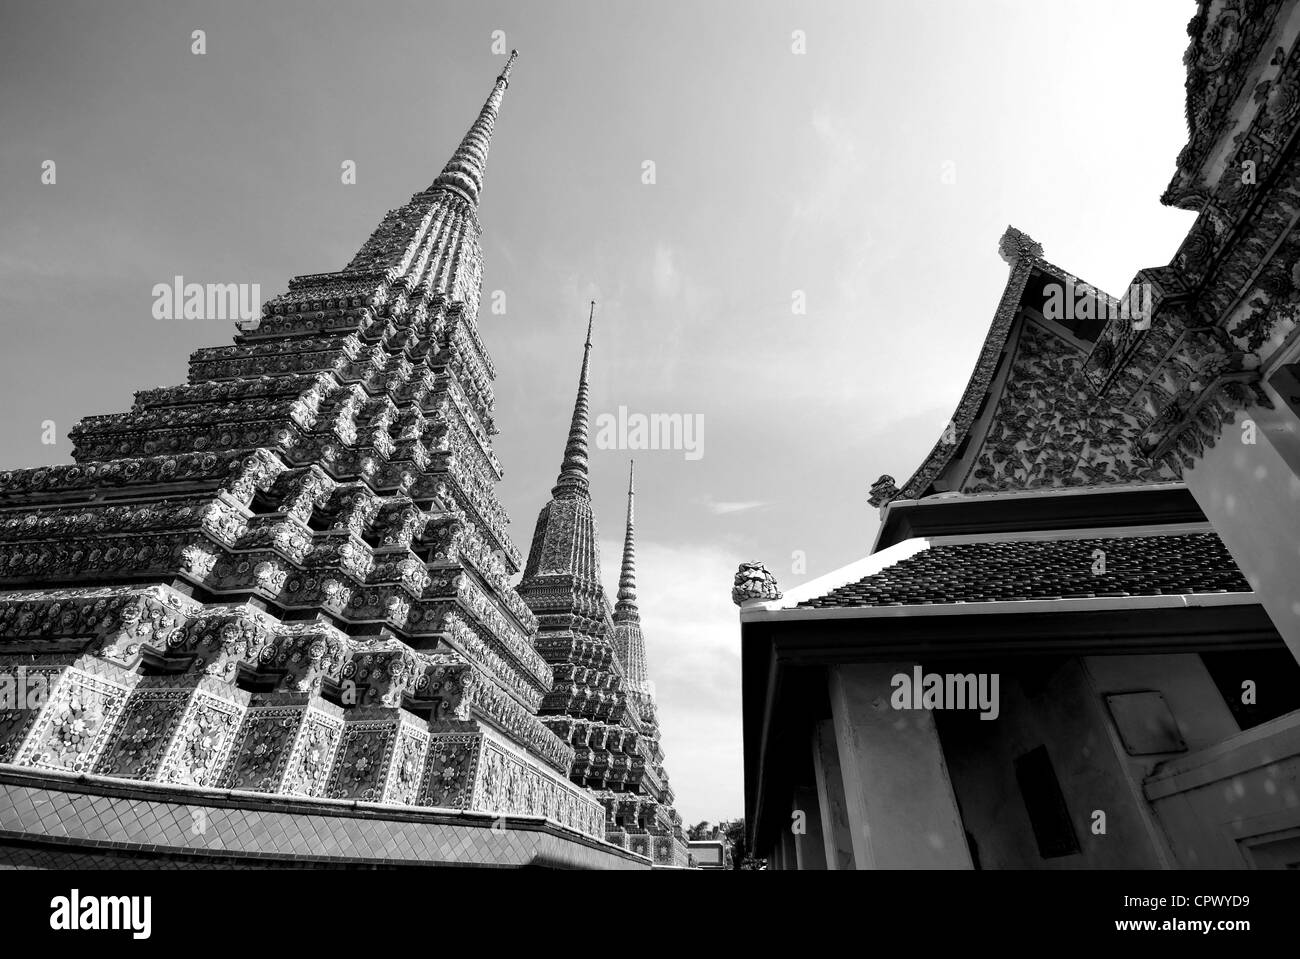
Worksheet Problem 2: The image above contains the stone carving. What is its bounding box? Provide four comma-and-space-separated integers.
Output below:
868, 475, 899, 508
731, 562, 782, 606
1165, 0, 1285, 209
966, 322, 1180, 492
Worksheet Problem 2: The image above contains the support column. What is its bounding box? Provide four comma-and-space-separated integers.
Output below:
1184, 407, 1300, 664
779, 821, 797, 871
812, 718, 856, 869
829, 663, 972, 869
792, 786, 827, 869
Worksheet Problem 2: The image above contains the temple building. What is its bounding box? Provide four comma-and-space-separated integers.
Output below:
736, 0, 1300, 870
516, 314, 690, 867
686, 833, 733, 871
0, 53, 661, 868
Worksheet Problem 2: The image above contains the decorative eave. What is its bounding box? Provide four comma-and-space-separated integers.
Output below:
1135, 349, 1269, 460
1071, 5, 1300, 474
1163, 0, 1294, 212
871, 482, 1208, 553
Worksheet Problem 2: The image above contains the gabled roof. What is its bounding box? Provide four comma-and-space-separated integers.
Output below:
873, 227, 1180, 507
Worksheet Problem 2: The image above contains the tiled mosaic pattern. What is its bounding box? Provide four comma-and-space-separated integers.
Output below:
0, 770, 649, 869
326, 708, 428, 804
472, 734, 605, 838
16, 667, 132, 772
0, 656, 605, 841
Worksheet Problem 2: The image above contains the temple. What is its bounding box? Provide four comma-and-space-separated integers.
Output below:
737, 0, 1300, 869
0, 53, 659, 868
517, 310, 690, 867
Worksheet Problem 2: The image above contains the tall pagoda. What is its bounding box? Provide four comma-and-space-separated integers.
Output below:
0, 53, 650, 868
517, 308, 689, 867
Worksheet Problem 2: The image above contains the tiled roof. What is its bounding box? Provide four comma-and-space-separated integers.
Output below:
796, 533, 1250, 609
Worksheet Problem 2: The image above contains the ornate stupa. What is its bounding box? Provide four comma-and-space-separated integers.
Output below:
0, 53, 653, 869
516, 305, 689, 867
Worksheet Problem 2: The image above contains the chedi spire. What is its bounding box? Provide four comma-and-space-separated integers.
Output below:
614, 460, 639, 623
429, 49, 518, 205
552, 301, 596, 499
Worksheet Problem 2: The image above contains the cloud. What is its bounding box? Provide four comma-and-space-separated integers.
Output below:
651, 242, 680, 299
792, 109, 868, 225
701, 497, 768, 515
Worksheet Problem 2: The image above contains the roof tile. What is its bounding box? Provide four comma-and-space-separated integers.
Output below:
797, 533, 1250, 609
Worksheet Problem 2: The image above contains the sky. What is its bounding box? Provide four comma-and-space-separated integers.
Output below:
0, 0, 1200, 824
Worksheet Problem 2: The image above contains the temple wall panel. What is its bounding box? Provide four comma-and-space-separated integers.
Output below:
1184, 406, 1300, 664
811, 718, 856, 869
828, 662, 971, 869
10, 662, 138, 774
221, 692, 349, 797
1146, 711, 1300, 866
936, 659, 1164, 869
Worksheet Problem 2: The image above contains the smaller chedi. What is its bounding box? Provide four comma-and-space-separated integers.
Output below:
517, 306, 690, 867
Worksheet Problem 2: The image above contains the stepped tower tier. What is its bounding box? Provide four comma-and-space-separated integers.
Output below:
516, 310, 690, 867
0, 54, 619, 856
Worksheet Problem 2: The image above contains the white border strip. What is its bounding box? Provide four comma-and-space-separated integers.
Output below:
740, 590, 1256, 623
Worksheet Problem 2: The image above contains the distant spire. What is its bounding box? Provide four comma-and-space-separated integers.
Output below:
615, 460, 639, 621
552, 301, 596, 498
429, 50, 518, 205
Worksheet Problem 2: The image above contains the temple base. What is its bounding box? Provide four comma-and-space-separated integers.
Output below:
0, 765, 648, 869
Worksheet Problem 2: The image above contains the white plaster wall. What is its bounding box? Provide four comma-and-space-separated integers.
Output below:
1146, 711, 1300, 866
1184, 407, 1300, 664
937, 659, 1164, 869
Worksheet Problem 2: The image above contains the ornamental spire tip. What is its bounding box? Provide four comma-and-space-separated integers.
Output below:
552, 302, 596, 498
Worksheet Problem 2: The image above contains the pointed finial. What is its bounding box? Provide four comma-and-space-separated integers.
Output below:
552, 303, 596, 498
499, 49, 519, 86
615, 459, 639, 621
998, 225, 1043, 266
430, 52, 520, 205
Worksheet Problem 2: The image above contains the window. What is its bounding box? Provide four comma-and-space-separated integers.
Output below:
1014, 745, 1080, 859
1201, 649, 1300, 731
